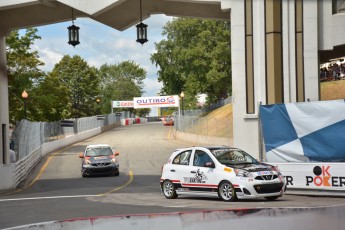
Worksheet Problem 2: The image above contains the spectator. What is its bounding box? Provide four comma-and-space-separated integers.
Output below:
10, 149, 16, 163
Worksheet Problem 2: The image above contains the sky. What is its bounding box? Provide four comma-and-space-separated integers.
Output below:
30, 15, 172, 97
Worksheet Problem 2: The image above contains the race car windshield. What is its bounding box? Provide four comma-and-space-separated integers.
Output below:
210, 149, 258, 166
85, 147, 113, 157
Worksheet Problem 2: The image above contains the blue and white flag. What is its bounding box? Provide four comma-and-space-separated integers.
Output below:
260, 100, 345, 162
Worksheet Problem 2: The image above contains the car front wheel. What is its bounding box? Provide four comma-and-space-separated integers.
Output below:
162, 180, 178, 199
218, 181, 237, 202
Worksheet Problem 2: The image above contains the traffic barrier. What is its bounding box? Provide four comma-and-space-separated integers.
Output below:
7, 205, 345, 230
136, 117, 141, 124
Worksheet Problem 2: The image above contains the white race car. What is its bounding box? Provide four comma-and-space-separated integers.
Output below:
160, 146, 286, 201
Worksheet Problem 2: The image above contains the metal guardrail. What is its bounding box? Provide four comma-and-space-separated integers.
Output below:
13, 147, 41, 188
11, 114, 121, 161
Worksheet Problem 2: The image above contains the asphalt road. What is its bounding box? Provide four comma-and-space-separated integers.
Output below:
1, 122, 345, 229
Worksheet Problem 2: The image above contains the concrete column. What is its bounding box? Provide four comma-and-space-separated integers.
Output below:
0, 33, 9, 165
304, 0, 319, 101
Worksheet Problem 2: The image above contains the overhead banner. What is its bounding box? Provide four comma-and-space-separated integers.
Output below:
112, 101, 134, 108
260, 99, 345, 162
134, 95, 179, 108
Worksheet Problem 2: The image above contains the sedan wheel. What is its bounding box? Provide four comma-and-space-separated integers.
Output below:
218, 181, 237, 202
162, 180, 178, 199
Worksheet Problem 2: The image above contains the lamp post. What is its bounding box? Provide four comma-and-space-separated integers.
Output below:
21, 90, 28, 119
180, 91, 184, 116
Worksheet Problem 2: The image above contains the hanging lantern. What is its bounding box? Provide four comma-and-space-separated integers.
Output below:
136, 0, 148, 45
68, 8, 80, 47
136, 22, 148, 45
68, 24, 80, 47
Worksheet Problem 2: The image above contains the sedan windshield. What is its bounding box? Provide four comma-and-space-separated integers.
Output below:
210, 148, 258, 166
85, 147, 113, 157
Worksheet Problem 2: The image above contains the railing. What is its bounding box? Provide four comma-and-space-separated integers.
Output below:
174, 115, 232, 139
11, 114, 122, 161
174, 97, 233, 138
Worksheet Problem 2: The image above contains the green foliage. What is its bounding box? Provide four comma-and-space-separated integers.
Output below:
47, 55, 101, 118
99, 61, 146, 114
151, 18, 231, 107
6, 28, 44, 123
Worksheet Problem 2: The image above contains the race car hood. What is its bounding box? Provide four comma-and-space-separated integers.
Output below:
230, 163, 273, 172
86, 155, 113, 164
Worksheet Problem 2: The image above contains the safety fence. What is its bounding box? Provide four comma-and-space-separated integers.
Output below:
174, 116, 232, 139
174, 97, 233, 139
11, 114, 121, 161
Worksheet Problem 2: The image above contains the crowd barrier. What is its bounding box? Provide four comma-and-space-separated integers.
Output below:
6, 205, 345, 230
121, 118, 148, 126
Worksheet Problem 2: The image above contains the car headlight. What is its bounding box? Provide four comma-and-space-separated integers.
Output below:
84, 159, 91, 165
111, 158, 118, 165
234, 169, 252, 178
271, 166, 282, 176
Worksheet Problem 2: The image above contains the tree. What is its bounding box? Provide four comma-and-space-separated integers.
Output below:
48, 55, 101, 118
151, 18, 231, 107
30, 73, 71, 121
6, 28, 44, 123
99, 61, 146, 114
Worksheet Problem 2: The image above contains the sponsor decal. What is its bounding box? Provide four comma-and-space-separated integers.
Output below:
134, 95, 179, 108
94, 156, 107, 160
112, 101, 134, 108
224, 167, 232, 172
257, 171, 272, 175
183, 169, 208, 183
306, 166, 345, 187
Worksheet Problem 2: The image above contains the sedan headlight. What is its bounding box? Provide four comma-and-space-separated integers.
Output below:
234, 169, 252, 178
111, 158, 118, 165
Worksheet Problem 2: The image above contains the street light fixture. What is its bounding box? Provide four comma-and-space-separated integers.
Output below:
68, 8, 80, 47
21, 90, 28, 119
180, 91, 185, 116
136, 0, 148, 45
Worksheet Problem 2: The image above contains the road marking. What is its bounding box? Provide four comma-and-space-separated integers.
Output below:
168, 125, 173, 140
97, 170, 134, 196
0, 170, 134, 202
27, 149, 65, 189
0, 195, 99, 202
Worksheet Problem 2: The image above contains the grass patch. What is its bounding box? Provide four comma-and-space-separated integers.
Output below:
321, 80, 345, 100
185, 104, 233, 138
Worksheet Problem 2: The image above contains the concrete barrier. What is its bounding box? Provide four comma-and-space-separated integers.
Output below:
6, 205, 345, 230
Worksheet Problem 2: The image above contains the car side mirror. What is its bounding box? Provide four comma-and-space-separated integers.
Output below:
79, 153, 84, 158
114, 151, 120, 156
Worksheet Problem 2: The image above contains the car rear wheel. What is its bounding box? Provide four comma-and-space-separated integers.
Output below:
162, 180, 178, 199
218, 181, 237, 202
265, 196, 280, 201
